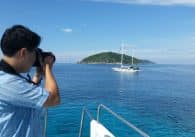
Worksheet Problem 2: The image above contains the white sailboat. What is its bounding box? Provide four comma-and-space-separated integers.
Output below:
112, 43, 140, 73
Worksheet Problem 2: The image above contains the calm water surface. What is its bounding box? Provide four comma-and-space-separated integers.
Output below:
46, 64, 195, 137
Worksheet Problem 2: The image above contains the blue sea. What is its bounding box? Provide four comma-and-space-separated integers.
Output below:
46, 64, 195, 137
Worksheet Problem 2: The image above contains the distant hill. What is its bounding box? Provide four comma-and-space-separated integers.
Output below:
78, 52, 153, 64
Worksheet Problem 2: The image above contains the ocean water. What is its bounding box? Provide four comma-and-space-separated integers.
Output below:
46, 64, 195, 137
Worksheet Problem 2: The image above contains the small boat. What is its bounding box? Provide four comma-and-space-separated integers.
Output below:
112, 65, 140, 72
112, 43, 140, 73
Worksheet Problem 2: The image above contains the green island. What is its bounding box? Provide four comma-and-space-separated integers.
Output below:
78, 52, 153, 64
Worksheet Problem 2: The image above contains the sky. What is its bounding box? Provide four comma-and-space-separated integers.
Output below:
0, 0, 195, 64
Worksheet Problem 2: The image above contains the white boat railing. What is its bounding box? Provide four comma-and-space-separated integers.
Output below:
78, 104, 150, 137
97, 104, 150, 137
44, 110, 48, 137
79, 107, 94, 137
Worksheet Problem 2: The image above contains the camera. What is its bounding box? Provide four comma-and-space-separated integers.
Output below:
33, 48, 56, 67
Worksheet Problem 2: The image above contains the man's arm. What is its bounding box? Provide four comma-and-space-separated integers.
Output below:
42, 56, 60, 107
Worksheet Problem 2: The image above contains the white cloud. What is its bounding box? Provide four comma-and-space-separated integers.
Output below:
62, 28, 72, 33
90, 0, 195, 6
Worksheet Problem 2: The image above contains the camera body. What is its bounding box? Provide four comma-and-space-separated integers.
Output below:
33, 48, 56, 67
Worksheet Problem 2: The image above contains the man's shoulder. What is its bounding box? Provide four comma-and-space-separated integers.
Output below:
0, 71, 21, 84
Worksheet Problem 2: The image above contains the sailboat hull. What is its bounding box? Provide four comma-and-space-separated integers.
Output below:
112, 67, 140, 72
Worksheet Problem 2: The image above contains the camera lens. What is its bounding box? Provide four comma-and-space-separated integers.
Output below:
32, 48, 55, 67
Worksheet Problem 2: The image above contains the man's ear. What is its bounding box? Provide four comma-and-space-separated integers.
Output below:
17, 48, 28, 58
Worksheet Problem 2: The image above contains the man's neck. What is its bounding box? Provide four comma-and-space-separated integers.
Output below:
2, 56, 21, 73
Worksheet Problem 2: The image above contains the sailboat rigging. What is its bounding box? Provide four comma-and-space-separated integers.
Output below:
112, 43, 140, 72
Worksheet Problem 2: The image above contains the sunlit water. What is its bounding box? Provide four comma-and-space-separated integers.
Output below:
46, 64, 195, 137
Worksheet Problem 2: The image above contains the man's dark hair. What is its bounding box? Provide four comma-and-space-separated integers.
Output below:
0, 25, 41, 56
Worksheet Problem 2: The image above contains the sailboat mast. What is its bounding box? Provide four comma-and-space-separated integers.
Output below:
120, 43, 124, 67
131, 49, 133, 66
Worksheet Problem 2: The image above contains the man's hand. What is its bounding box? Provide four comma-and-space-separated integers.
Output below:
44, 56, 55, 68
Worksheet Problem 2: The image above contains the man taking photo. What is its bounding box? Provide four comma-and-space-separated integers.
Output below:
0, 25, 60, 137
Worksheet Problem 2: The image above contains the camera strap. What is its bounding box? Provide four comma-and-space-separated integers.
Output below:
0, 59, 38, 85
